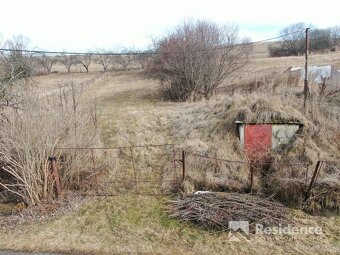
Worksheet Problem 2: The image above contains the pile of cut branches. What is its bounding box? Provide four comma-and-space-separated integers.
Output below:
168, 192, 292, 230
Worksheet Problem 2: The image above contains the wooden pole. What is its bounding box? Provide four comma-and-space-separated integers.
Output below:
303, 28, 310, 112
182, 151, 186, 181
306, 161, 323, 198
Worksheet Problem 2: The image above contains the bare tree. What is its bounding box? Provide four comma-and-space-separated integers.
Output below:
59, 54, 77, 73
36, 54, 57, 74
310, 29, 332, 52
1, 35, 34, 79
330, 26, 340, 46
77, 53, 92, 73
281, 23, 306, 55
94, 49, 112, 71
145, 20, 251, 101
269, 23, 306, 57
270, 23, 334, 56
0, 35, 33, 109
114, 49, 136, 71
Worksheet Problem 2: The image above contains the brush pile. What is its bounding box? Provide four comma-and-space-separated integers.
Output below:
168, 192, 292, 230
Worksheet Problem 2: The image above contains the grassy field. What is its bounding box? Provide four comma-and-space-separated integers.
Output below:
1, 49, 340, 254
1, 195, 339, 254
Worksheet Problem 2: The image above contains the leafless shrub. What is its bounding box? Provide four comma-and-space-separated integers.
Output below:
145, 20, 251, 102
0, 81, 100, 205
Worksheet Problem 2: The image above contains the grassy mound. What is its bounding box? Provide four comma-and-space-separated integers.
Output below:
166, 76, 340, 212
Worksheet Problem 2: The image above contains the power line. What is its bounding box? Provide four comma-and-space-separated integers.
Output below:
0, 29, 305, 56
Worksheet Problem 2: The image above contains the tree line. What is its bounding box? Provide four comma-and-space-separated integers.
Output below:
1, 20, 251, 102
269, 23, 340, 57
0, 35, 143, 76
2, 21, 339, 104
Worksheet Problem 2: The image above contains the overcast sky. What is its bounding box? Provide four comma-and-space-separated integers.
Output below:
0, 0, 339, 51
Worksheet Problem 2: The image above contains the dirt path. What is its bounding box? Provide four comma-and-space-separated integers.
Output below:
87, 72, 177, 146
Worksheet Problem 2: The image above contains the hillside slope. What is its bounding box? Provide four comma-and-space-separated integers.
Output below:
1, 71, 339, 254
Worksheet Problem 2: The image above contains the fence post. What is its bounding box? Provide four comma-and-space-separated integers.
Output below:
306, 160, 322, 198
49, 156, 62, 198
182, 151, 186, 181
130, 147, 138, 193
249, 163, 254, 194
172, 145, 177, 181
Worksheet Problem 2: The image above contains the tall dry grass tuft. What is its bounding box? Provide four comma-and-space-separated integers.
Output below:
0, 80, 100, 205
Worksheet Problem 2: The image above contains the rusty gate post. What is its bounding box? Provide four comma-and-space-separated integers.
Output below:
306, 161, 323, 198
49, 156, 62, 198
182, 151, 186, 181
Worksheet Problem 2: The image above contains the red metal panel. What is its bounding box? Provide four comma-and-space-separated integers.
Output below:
245, 125, 272, 160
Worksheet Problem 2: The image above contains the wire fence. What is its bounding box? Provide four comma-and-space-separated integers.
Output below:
52, 144, 181, 196
48, 144, 337, 198
183, 151, 309, 193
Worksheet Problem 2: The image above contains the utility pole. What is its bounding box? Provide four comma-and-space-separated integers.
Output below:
303, 28, 310, 112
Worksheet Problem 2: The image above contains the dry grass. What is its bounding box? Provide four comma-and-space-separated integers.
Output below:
230, 50, 340, 87
0, 49, 340, 253
161, 61, 340, 198
0, 195, 339, 255
162, 91, 308, 193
